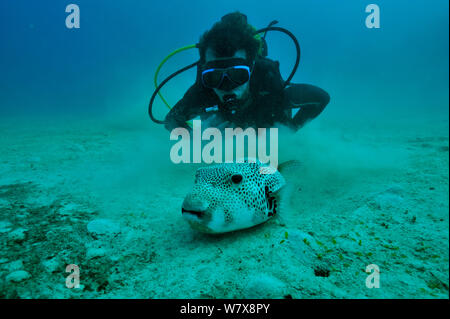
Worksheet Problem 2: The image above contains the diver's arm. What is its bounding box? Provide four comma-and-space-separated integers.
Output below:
284, 83, 330, 129
164, 84, 208, 131
164, 101, 192, 131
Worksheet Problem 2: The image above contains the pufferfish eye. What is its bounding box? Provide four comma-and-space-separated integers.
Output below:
231, 174, 243, 184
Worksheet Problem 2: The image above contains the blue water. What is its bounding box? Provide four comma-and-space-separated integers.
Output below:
0, 0, 448, 121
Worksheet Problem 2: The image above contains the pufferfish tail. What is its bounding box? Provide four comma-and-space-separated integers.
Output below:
270, 160, 302, 222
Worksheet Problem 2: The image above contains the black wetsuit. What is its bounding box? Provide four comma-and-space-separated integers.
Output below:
164, 57, 330, 131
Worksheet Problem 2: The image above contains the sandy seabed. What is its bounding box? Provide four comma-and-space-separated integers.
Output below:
0, 116, 448, 299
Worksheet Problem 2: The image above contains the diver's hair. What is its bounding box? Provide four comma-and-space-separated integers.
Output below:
198, 12, 261, 64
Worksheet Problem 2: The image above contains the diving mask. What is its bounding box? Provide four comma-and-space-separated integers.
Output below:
201, 58, 253, 90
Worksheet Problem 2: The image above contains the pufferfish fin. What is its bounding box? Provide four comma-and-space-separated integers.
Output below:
263, 169, 285, 192
264, 160, 301, 218
262, 169, 285, 218
277, 160, 302, 173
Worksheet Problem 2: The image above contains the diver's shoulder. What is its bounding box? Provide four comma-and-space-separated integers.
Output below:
251, 57, 284, 95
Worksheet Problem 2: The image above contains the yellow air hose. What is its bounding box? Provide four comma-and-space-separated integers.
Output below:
153, 44, 197, 111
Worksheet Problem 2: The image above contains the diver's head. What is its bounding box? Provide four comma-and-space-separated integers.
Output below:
202, 49, 252, 104
197, 12, 261, 104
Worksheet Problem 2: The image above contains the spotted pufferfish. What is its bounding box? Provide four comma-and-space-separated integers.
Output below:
182, 159, 295, 234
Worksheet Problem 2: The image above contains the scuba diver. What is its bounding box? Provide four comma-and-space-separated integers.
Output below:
149, 12, 330, 132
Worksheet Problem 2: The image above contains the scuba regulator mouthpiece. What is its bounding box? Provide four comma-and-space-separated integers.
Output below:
221, 94, 239, 114
223, 94, 238, 106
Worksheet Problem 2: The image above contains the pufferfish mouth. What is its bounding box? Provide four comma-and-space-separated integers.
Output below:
182, 208, 205, 218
